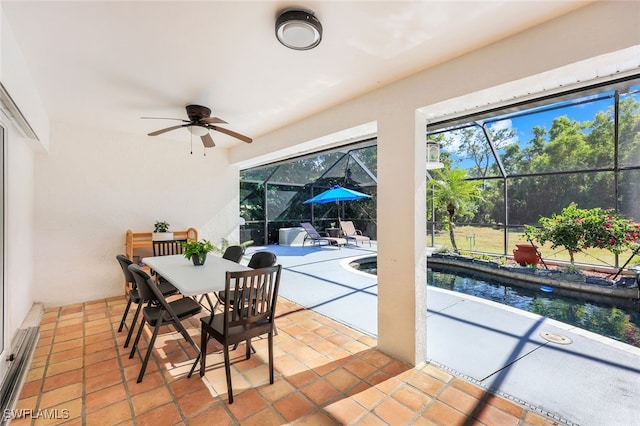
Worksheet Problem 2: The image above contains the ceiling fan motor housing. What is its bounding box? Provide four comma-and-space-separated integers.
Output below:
186, 104, 211, 122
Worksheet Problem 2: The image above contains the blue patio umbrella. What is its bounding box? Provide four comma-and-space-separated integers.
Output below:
303, 185, 371, 223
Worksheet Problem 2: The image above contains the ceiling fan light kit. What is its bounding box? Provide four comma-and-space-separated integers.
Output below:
275, 9, 322, 50
188, 125, 208, 137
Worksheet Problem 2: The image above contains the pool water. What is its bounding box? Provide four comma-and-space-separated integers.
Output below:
350, 257, 640, 348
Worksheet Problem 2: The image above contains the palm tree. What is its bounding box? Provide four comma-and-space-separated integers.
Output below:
429, 167, 483, 252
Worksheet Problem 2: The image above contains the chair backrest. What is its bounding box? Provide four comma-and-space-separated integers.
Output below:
300, 222, 322, 239
248, 251, 277, 269
153, 240, 186, 256
127, 264, 158, 303
116, 254, 135, 287
222, 245, 244, 263
340, 220, 356, 237
222, 265, 282, 333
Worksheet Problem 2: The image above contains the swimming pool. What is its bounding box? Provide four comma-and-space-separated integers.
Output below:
349, 256, 640, 348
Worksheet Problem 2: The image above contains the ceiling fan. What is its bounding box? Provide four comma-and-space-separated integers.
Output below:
143, 104, 252, 147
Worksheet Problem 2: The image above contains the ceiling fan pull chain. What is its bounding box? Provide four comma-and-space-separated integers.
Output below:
190, 132, 193, 155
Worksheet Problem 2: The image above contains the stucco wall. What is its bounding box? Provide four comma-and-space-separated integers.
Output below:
32, 122, 241, 307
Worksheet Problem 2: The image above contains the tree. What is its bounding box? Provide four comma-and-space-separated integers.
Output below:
429, 167, 484, 252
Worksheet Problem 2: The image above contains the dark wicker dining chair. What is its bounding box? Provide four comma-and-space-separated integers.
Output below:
127, 264, 202, 383
115, 255, 179, 348
196, 265, 282, 403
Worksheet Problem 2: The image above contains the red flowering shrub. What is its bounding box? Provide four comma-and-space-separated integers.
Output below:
524, 203, 640, 264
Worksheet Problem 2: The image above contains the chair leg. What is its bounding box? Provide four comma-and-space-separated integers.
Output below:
268, 331, 274, 384
124, 302, 142, 348
137, 321, 161, 383
118, 298, 132, 332
197, 324, 208, 378
129, 317, 146, 359
245, 339, 251, 359
224, 344, 233, 403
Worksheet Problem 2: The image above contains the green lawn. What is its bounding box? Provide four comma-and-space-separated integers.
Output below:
431, 225, 639, 268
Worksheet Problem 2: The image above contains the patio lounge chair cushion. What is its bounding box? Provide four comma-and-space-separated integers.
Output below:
300, 222, 346, 248
339, 220, 371, 246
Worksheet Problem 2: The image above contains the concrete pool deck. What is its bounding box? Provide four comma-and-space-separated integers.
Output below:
246, 243, 640, 425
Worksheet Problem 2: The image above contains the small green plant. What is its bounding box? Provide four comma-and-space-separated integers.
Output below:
562, 264, 584, 275
153, 221, 170, 233
181, 239, 214, 264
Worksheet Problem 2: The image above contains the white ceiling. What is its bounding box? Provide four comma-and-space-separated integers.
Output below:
2, 1, 590, 148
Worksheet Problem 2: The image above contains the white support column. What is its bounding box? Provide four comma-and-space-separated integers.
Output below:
376, 108, 428, 365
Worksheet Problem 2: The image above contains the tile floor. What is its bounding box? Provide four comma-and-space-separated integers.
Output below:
11, 295, 560, 425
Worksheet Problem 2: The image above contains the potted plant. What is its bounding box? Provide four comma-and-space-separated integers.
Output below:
152, 221, 173, 241
181, 239, 214, 266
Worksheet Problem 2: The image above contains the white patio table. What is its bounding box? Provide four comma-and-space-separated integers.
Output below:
142, 254, 250, 304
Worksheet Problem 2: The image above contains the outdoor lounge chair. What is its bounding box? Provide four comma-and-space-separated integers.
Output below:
300, 222, 347, 248
339, 220, 371, 246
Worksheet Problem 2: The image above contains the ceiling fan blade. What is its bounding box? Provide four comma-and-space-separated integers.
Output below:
200, 117, 228, 124
208, 125, 253, 143
201, 133, 215, 148
141, 117, 189, 122
148, 124, 186, 136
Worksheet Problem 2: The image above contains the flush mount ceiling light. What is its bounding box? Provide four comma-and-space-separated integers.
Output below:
275, 9, 322, 50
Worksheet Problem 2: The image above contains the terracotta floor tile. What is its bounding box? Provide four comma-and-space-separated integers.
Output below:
187, 404, 235, 426
286, 368, 320, 388
50, 338, 83, 354
42, 369, 83, 392
85, 369, 124, 393
19, 378, 43, 399
407, 370, 447, 397
176, 387, 215, 417
273, 392, 316, 422
131, 386, 173, 416
85, 399, 133, 426
45, 358, 84, 378
84, 330, 113, 345
324, 397, 368, 425
483, 392, 525, 419
343, 358, 377, 379
226, 389, 268, 420
48, 347, 83, 364
355, 412, 388, 425
439, 386, 481, 416
136, 402, 183, 426
423, 400, 468, 426
301, 378, 342, 405
373, 396, 417, 425
393, 384, 434, 412
53, 330, 83, 343
39, 383, 83, 409
84, 356, 121, 378
12, 296, 559, 426
240, 406, 285, 426
169, 374, 210, 399
325, 367, 360, 393
295, 410, 342, 425
258, 377, 296, 403
359, 350, 393, 369
85, 384, 128, 413
472, 403, 520, 426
